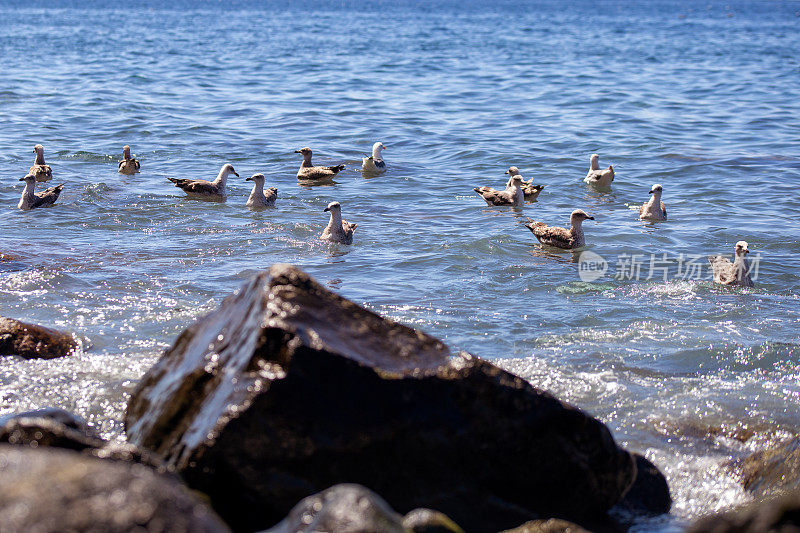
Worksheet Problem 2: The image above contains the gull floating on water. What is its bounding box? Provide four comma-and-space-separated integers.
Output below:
245, 173, 277, 207
584, 154, 614, 187
118, 145, 140, 175
505, 166, 545, 200
29, 144, 52, 183
474, 175, 525, 207
708, 241, 754, 287
525, 209, 595, 249
167, 163, 238, 199
320, 201, 357, 244
18, 174, 63, 210
362, 142, 387, 173
639, 183, 667, 221
295, 147, 345, 181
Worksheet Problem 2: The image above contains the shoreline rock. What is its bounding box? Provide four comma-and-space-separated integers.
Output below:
126, 264, 639, 532
0, 316, 77, 359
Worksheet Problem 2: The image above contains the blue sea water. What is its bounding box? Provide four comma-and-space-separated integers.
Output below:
1, 0, 799, 529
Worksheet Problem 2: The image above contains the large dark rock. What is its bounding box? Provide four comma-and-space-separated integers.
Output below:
614, 453, 671, 515
0, 316, 77, 359
687, 489, 800, 533
0, 445, 229, 532
266, 484, 463, 533
125, 265, 637, 532
737, 437, 800, 499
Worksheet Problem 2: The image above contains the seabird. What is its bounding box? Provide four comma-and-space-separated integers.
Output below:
639, 183, 667, 221
505, 166, 545, 200
118, 145, 141, 175
295, 147, 345, 181
18, 174, 63, 210
29, 144, 52, 182
362, 142, 387, 173
245, 173, 277, 207
708, 241, 754, 287
584, 154, 614, 187
320, 201, 357, 244
474, 175, 525, 207
525, 209, 595, 249
167, 163, 238, 199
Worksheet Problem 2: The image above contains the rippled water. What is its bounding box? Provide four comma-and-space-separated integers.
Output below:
1, 0, 799, 529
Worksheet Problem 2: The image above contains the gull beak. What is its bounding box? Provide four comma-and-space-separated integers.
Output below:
382, 145, 387, 150
649, 189, 655, 194
294, 150, 302, 154
245, 176, 253, 181
323, 206, 330, 212
587, 216, 595, 220
18, 177, 25, 181
504, 170, 509, 174
233, 171, 239, 177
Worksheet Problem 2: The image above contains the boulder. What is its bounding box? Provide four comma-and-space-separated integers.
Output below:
687, 489, 800, 533
614, 453, 671, 515
0, 408, 165, 470
266, 483, 462, 533
0, 316, 77, 359
125, 265, 636, 532
737, 437, 800, 498
0, 445, 229, 532
503, 518, 592, 533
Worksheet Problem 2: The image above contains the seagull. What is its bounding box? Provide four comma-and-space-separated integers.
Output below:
29, 144, 52, 182
584, 154, 614, 187
320, 201, 357, 244
474, 175, 525, 207
295, 147, 345, 181
18, 174, 63, 210
118, 145, 141, 175
639, 184, 667, 221
167, 163, 238, 199
708, 241, 754, 287
245, 173, 277, 207
505, 166, 545, 200
525, 209, 595, 249
362, 142, 387, 173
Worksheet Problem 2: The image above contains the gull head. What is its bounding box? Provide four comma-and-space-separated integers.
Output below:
220, 163, 239, 177
505, 166, 520, 176
571, 209, 595, 222
33, 144, 44, 154
735, 241, 750, 256
590, 153, 599, 165
19, 174, 36, 183
510, 175, 523, 186
373, 141, 386, 151
649, 183, 663, 195
122, 145, 131, 158
246, 173, 265, 183
324, 201, 341, 213
295, 147, 312, 157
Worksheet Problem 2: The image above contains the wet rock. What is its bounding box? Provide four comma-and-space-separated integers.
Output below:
614, 453, 672, 515
0, 316, 77, 359
737, 437, 800, 498
0, 407, 104, 451
686, 489, 800, 533
402, 508, 464, 533
125, 265, 636, 532
0, 445, 229, 532
0, 408, 166, 471
502, 518, 592, 533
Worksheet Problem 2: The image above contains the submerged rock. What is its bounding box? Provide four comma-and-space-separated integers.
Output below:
0, 316, 77, 359
737, 437, 800, 498
267, 484, 462, 533
687, 489, 800, 533
126, 264, 637, 532
615, 454, 672, 515
0, 445, 229, 532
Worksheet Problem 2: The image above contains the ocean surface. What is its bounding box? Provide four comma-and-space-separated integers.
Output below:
1, 0, 799, 529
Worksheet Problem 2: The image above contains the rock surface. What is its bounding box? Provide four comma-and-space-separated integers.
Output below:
687, 489, 800, 533
266, 483, 463, 533
0, 445, 229, 532
0, 316, 77, 359
503, 518, 592, 533
615, 453, 672, 515
126, 264, 637, 532
737, 437, 800, 498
